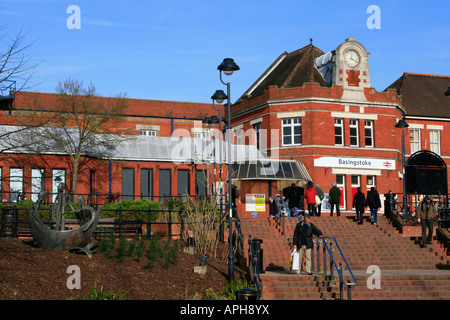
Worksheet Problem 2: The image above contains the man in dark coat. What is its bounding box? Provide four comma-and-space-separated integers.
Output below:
329, 182, 341, 216
292, 214, 323, 275
417, 196, 437, 248
366, 187, 381, 225
352, 187, 366, 225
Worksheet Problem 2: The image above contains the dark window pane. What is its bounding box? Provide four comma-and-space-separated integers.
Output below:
122, 168, 134, 200
159, 169, 171, 199
140, 168, 153, 199
177, 170, 189, 197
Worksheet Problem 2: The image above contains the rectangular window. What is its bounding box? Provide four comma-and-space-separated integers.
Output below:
367, 175, 376, 190
350, 119, 359, 147
253, 123, 262, 150
140, 168, 153, 199
351, 175, 360, 187
195, 169, 207, 197
282, 118, 302, 146
430, 130, 440, 155
10, 168, 24, 202
177, 170, 190, 197
139, 129, 156, 136
235, 128, 243, 145
334, 118, 343, 146
52, 169, 66, 202
410, 129, 421, 154
194, 132, 208, 139
159, 169, 171, 200
31, 169, 45, 202
122, 168, 134, 200
364, 120, 374, 147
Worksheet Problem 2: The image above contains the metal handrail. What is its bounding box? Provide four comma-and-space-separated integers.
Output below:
248, 235, 263, 298
292, 213, 356, 300
322, 236, 357, 300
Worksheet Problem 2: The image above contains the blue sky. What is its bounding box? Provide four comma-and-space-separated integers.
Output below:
1, 0, 449, 104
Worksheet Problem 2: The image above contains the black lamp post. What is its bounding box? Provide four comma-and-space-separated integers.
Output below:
395, 117, 409, 225
211, 90, 227, 243
216, 58, 239, 280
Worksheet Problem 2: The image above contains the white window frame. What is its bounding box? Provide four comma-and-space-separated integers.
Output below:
9, 168, 23, 202
349, 119, 359, 147
429, 129, 440, 155
364, 120, 374, 147
334, 118, 344, 146
235, 128, 243, 145
410, 129, 421, 154
281, 117, 302, 146
52, 169, 66, 202
31, 169, 45, 202
253, 122, 262, 150
366, 175, 376, 190
139, 129, 157, 137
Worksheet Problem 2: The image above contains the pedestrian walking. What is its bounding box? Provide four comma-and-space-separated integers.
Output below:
352, 187, 366, 224
292, 214, 323, 275
304, 181, 317, 216
416, 196, 437, 248
268, 196, 278, 218
315, 184, 324, 217
366, 187, 381, 225
329, 182, 341, 216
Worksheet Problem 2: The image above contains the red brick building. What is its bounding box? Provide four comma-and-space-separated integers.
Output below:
0, 91, 228, 203
229, 38, 449, 213
0, 38, 448, 215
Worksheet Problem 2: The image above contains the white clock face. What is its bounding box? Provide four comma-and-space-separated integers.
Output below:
344, 50, 360, 68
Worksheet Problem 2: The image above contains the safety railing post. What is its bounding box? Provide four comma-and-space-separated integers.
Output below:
329, 242, 334, 281
311, 239, 315, 272
146, 206, 152, 239
317, 237, 321, 273
168, 208, 172, 239
339, 263, 344, 300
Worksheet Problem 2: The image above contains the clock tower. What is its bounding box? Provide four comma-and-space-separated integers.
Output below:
332, 37, 371, 100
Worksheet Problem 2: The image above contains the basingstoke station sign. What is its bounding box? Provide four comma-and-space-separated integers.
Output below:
314, 156, 396, 170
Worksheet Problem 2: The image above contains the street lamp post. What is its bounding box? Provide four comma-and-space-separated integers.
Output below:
395, 117, 409, 225
212, 90, 227, 243
216, 58, 239, 281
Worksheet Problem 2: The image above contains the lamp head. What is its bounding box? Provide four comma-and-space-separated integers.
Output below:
395, 119, 409, 129
202, 116, 211, 124
218, 58, 239, 76
211, 89, 227, 104
209, 115, 220, 124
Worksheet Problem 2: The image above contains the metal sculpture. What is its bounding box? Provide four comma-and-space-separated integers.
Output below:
27, 184, 101, 257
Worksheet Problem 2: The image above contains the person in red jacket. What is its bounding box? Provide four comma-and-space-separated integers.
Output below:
304, 181, 317, 216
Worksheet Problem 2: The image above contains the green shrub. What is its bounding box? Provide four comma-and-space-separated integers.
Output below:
71, 282, 127, 300
100, 199, 162, 221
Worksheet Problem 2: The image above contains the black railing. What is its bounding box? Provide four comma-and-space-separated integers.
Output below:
0, 203, 188, 240
248, 235, 263, 298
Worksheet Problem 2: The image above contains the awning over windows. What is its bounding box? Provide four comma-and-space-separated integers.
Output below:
231, 160, 311, 181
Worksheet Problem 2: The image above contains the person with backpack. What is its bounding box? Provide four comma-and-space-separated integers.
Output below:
352, 187, 366, 224
366, 187, 381, 225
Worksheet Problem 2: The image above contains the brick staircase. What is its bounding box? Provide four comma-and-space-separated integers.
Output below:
239, 212, 450, 300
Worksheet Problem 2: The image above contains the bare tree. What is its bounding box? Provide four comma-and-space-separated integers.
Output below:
15, 78, 134, 194
0, 25, 38, 93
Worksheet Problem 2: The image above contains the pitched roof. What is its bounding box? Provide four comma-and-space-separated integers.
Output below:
12, 91, 216, 120
385, 72, 450, 118
238, 42, 328, 101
